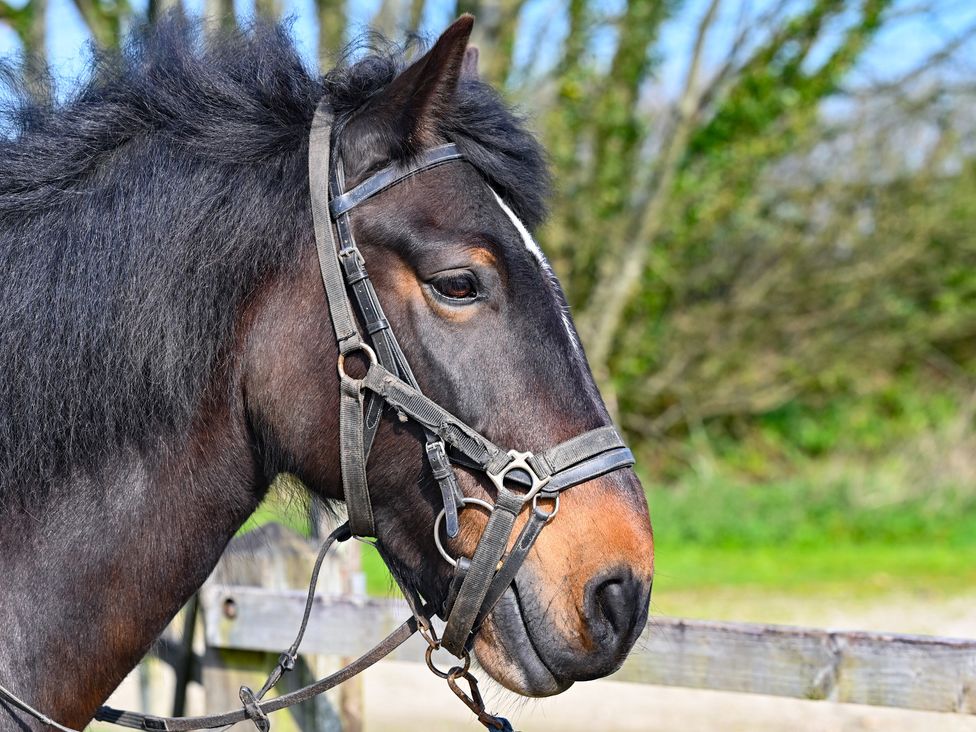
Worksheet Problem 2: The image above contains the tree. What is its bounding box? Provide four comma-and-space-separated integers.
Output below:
2, 0, 974, 467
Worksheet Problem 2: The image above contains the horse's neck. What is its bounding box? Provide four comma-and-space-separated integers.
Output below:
0, 400, 264, 729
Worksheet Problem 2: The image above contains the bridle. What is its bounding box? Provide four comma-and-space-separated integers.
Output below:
0, 98, 635, 732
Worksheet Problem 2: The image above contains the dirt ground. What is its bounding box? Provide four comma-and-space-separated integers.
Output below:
362, 660, 976, 732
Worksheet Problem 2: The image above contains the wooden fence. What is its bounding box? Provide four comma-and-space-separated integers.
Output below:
132, 523, 976, 729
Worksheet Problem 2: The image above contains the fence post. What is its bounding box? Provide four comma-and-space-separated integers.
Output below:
200, 522, 344, 731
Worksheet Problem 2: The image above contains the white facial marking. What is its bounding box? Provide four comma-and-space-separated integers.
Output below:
491, 190, 550, 270
490, 190, 583, 357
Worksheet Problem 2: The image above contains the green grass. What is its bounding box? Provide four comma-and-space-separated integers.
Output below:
655, 541, 976, 596
647, 475, 976, 548
242, 397, 976, 604
644, 464, 976, 596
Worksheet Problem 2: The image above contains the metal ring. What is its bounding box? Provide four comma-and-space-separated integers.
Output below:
418, 619, 440, 650
532, 492, 560, 521
433, 498, 493, 567
425, 644, 470, 679
336, 343, 377, 380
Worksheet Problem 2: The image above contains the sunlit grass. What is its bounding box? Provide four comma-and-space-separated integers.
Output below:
243, 456, 976, 605
654, 541, 976, 595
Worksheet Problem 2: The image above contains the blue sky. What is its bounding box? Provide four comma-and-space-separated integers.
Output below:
1, 0, 973, 94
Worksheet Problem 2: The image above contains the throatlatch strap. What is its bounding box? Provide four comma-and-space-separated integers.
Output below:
310, 100, 377, 536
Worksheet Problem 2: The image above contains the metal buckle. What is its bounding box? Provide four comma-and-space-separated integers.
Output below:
487, 450, 550, 502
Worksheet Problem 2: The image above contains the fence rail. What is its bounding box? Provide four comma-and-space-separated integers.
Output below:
200, 582, 976, 716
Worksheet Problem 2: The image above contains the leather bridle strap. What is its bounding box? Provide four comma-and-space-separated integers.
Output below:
325, 129, 467, 538
309, 107, 376, 538
307, 97, 636, 660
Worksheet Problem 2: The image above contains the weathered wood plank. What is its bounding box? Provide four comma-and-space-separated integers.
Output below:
200, 523, 348, 731
200, 587, 976, 715
618, 618, 976, 714
200, 586, 431, 664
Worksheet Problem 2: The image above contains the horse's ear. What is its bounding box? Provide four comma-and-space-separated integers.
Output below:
359, 15, 473, 155
461, 46, 479, 80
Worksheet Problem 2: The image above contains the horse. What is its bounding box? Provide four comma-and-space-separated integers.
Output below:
0, 15, 654, 730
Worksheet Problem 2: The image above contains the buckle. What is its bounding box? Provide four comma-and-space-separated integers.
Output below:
487, 450, 550, 502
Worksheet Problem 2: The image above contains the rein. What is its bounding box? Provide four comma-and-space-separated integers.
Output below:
0, 98, 635, 732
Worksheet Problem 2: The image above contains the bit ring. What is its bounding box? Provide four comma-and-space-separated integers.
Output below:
433, 498, 493, 566
426, 645, 471, 679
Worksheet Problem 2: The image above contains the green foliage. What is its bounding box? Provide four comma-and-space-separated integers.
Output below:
3, 0, 974, 597
649, 473, 976, 549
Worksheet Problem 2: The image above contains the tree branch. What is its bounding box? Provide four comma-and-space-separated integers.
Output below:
70, 0, 119, 48
579, 0, 722, 376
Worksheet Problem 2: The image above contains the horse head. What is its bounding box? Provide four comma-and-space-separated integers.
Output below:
245, 16, 654, 696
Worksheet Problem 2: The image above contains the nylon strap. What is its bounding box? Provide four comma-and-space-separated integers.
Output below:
471, 504, 550, 633
362, 364, 506, 471
309, 101, 362, 355
440, 489, 524, 655
339, 374, 374, 536
537, 425, 626, 475
309, 100, 376, 536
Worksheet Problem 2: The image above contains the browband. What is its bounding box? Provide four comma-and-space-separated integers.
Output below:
329, 144, 465, 218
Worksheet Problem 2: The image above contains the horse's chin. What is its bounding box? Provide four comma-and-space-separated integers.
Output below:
471, 585, 574, 697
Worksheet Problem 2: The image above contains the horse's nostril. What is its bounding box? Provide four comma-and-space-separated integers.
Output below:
592, 573, 643, 639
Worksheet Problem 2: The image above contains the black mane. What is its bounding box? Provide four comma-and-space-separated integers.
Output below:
0, 18, 549, 504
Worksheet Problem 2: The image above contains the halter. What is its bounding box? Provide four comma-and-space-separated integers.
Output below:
0, 98, 635, 732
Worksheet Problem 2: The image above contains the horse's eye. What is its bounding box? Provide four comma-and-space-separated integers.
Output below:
430, 272, 478, 302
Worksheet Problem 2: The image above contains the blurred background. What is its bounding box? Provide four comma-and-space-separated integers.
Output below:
3, 0, 974, 729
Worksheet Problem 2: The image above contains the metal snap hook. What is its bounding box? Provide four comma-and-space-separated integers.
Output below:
433, 497, 494, 566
